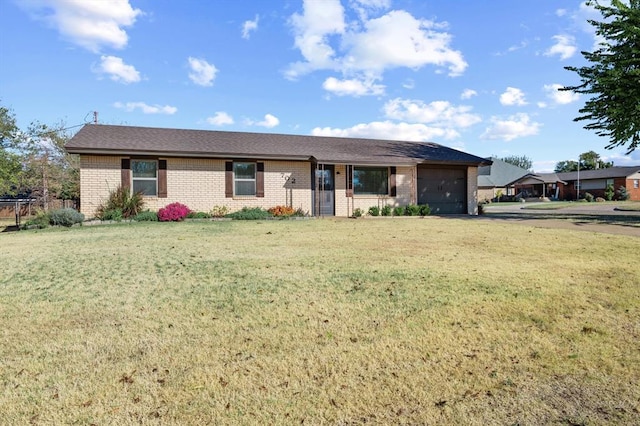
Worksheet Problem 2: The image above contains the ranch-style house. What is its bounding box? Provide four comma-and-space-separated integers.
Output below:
65, 124, 491, 218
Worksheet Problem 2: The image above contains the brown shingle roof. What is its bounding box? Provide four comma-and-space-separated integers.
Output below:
65, 124, 490, 166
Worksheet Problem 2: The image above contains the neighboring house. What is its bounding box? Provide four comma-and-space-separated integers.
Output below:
65, 124, 491, 218
509, 166, 640, 201
477, 157, 530, 201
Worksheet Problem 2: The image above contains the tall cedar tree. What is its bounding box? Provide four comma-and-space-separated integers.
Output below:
562, 0, 640, 154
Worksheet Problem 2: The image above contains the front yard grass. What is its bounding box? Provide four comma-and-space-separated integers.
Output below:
1, 219, 638, 424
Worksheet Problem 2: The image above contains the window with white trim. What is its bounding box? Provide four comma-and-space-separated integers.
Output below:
634, 179, 639, 189
234, 162, 256, 196
353, 166, 388, 195
131, 160, 157, 196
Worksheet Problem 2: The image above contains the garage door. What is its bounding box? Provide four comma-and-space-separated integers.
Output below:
417, 167, 466, 214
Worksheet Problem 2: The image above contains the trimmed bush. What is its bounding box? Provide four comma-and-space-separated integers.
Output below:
381, 205, 392, 216
419, 204, 431, 216
49, 208, 84, 227
133, 210, 158, 221
604, 184, 615, 201
368, 206, 380, 216
22, 210, 50, 229
158, 202, 191, 222
352, 208, 364, 218
186, 211, 211, 219
584, 192, 595, 202
618, 186, 630, 201
102, 208, 123, 222
226, 207, 272, 220
405, 204, 421, 216
392, 206, 405, 216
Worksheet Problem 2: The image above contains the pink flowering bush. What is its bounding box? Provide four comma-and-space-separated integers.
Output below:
158, 202, 191, 222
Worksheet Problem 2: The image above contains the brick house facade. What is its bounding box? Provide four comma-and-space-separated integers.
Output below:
66, 124, 490, 218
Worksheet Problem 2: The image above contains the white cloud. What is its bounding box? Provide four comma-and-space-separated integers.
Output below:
383, 98, 481, 128
322, 76, 385, 96
499, 87, 527, 106
341, 10, 467, 77
312, 121, 459, 141
114, 101, 177, 115
249, 114, 280, 128
286, 2, 467, 85
242, 15, 259, 39
93, 55, 140, 83
544, 34, 577, 60
206, 112, 234, 126
556, 9, 567, 17
461, 89, 477, 100
544, 83, 580, 105
188, 57, 217, 87
286, 0, 346, 79
481, 113, 541, 141
402, 79, 415, 89
20, 0, 142, 52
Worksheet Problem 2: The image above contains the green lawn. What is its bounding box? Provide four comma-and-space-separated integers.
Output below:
1, 219, 638, 424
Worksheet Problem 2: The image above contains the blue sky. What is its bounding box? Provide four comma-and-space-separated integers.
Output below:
1, 0, 639, 172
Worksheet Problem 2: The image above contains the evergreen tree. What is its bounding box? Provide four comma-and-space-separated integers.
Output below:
562, 0, 640, 154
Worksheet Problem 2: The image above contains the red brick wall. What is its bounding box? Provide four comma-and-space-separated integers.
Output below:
625, 178, 640, 201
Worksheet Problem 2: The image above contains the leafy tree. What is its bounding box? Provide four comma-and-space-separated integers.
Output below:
554, 150, 613, 172
562, 0, 640, 154
0, 101, 79, 205
499, 155, 533, 171
0, 104, 21, 196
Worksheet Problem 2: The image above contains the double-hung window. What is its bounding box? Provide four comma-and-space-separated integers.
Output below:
353, 166, 388, 195
131, 160, 157, 196
634, 179, 639, 189
234, 162, 256, 196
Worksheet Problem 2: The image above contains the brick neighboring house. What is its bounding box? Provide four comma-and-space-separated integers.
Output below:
509, 166, 640, 201
477, 157, 530, 201
65, 124, 491, 218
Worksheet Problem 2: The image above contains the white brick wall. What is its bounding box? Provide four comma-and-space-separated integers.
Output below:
79, 156, 312, 218
79, 156, 480, 217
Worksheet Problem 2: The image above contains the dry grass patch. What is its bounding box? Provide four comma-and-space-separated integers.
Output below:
1, 219, 639, 424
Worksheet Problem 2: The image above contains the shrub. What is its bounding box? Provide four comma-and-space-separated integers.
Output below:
617, 186, 630, 201
49, 208, 84, 227
211, 205, 229, 217
186, 211, 211, 219
419, 204, 431, 216
392, 206, 405, 216
269, 205, 296, 217
96, 185, 144, 219
381, 205, 392, 216
226, 207, 272, 220
22, 210, 50, 229
158, 202, 191, 222
368, 206, 380, 216
352, 208, 364, 218
584, 192, 595, 202
102, 208, 123, 222
293, 207, 307, 217
405, 204, 421, 216
133, 210, 158, 221
604, 184, 615, 201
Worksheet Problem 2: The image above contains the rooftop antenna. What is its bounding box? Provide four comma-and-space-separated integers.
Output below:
93, 111, 98, 124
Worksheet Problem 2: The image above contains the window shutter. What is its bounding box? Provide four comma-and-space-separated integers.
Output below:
389, 166, 397, 197
346, 165, 353, 197
121, 158, 131, 190
256, 162, 265, 198
158, 160, 167, 198
225, 161, 233, 198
